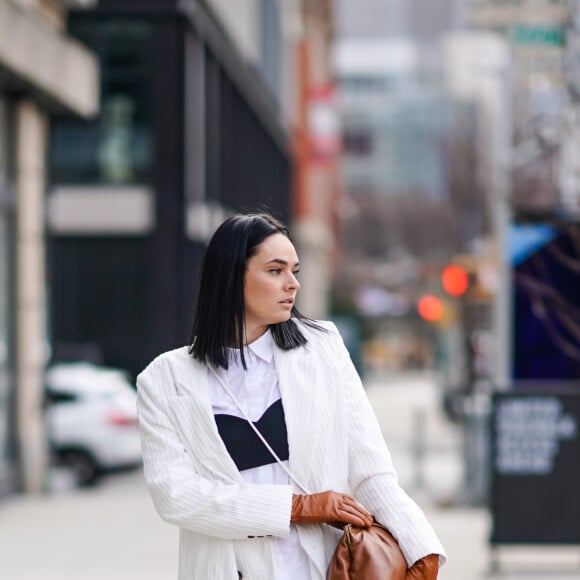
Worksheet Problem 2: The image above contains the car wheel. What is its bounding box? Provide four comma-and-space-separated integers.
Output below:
61, 450, 100, 487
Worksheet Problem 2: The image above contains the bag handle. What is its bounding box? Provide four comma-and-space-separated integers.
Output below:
209, 366, 311, 494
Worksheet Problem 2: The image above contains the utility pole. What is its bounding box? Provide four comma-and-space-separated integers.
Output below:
492, 61, 514, 391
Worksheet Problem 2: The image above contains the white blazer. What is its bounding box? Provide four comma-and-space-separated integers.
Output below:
137, 321, 446, 580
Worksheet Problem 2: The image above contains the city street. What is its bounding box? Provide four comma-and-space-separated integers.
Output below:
3, 2, 580, 580
0, 372, 578, 579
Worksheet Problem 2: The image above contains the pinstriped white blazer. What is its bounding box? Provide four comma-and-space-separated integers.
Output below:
136, 321, 447, 580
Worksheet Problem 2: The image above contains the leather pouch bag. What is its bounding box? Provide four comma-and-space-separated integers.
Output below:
327, 521, 407, 580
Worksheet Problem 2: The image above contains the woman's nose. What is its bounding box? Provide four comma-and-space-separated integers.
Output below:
287, 272, 300, 289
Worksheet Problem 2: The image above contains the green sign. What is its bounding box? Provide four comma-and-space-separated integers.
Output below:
512, 25, 564, 46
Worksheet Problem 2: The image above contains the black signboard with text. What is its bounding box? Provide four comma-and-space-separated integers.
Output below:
491, 391, 580, 544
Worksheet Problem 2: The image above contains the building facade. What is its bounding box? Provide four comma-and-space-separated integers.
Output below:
0, 0, 98, 494
48, 0, 335, 381
469, 0, 570, 212
467, 1, 580, 382
291, 0, 340, 319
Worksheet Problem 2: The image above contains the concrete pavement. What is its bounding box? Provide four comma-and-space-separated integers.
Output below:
0, 473, 177, 580
1, 371, 578, 579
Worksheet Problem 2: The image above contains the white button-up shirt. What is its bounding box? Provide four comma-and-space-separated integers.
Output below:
208, 330, 312, 580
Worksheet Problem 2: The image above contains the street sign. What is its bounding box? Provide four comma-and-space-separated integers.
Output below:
491, 391, 580, 545
511, 25, 564, 47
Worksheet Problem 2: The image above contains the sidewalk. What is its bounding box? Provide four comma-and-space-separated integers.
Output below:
0, 474, 177, 580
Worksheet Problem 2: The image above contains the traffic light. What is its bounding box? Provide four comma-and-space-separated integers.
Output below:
441, 264, 469, 297
417, 294, 445, 322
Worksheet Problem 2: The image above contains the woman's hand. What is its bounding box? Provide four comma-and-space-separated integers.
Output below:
406, 554, 439, 580
290, 491, 373, 528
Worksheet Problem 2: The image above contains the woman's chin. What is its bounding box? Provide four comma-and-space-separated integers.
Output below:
270, 312, 292, 325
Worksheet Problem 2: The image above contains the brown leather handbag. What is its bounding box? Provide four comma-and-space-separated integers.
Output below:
326, 521, 407, 580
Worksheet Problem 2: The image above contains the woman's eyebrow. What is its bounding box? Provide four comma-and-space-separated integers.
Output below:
265, 258, 300, 267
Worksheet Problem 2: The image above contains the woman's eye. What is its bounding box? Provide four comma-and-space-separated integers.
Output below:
292, 270, 300, 277
269, 268, 281, 275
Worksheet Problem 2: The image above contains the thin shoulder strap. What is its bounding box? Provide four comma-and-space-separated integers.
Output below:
208, 365, 311, 494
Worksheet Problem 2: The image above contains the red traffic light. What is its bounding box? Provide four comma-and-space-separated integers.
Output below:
441, 264, 469, 297
417, 295, 444, 322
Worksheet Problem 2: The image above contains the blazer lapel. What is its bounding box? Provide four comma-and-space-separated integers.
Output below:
274, 342, 321, 493
165, 357, 241, 482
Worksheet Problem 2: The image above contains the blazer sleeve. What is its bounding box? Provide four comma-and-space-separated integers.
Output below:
136, 370, 293, 540
328, 326, 447, 567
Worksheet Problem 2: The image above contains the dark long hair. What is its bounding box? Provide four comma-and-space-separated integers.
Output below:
189, 213, 322, 369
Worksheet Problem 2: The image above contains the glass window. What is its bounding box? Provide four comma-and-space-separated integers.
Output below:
50, 20, 153, 186
0, 98, 10, 202
0, 95, 14, 487
342, 127, 374, 155
45, 390, 79, 405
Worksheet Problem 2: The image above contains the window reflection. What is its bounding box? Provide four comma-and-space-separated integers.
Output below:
99, 95, 137, 182
50, 20, 153, 186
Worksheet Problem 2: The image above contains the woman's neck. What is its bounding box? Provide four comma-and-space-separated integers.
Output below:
243, 325, 268, 346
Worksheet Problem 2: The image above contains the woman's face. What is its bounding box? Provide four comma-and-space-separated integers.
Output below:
244, 233, 301, 343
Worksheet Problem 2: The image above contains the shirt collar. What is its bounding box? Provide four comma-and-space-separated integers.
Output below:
247, 329, 274, 363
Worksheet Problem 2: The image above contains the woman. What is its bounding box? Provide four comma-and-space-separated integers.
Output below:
137, 213, 447, 579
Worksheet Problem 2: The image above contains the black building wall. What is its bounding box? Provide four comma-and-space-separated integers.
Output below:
49, 2, 291, 378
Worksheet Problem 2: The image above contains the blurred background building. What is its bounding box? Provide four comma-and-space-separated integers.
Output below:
470, 0, 569, 213
47, 0, 339, 377
0, 0, 98, 495
333, 0, 580, 509
333, 1, 489, 383
1, 0, 339, 495
333, 0, 580, 388
48, 0, 293, 380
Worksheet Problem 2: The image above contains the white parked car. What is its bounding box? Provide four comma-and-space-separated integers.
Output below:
45, 362, 142, 486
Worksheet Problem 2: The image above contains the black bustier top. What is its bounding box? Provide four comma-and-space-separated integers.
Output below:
214, 398, 290, 472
